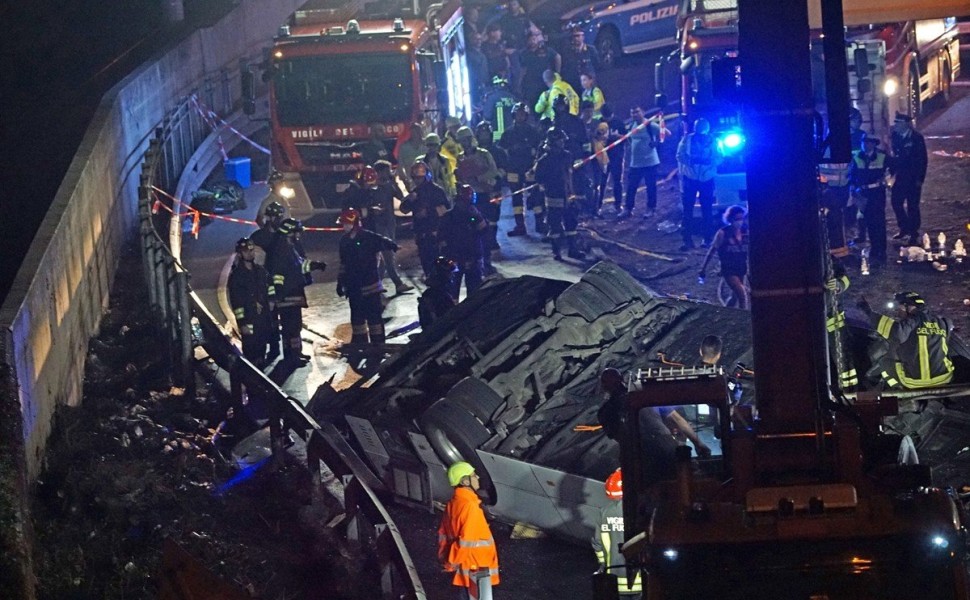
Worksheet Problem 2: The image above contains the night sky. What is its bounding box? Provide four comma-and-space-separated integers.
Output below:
0, 1, 235, 305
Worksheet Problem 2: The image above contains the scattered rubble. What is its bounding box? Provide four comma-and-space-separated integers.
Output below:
31, 245, 373, 599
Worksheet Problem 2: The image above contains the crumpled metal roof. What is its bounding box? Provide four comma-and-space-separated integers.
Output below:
313, 261, 753, 482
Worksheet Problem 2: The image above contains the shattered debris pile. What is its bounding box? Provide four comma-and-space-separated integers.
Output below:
31, 245, 371, 599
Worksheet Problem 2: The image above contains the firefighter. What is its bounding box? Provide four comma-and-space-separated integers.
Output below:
418, 133, 457, 199
401, 161, 450, 280
438, 462, 500, 599
534, 69, 579, 120
482, 75, 516, 141
499, 102, 543, 236
825, 261, 857, 391
849, 136, 891, 267
396, 122, 426, 187
417, 257, 458, 330
336, 208, 400, 345
592, 468, 642, 598
889, 112, 928, 246
456, 125, 502, 270
534, 127, 585, 260
676, 117, 721, 250
438, 184, 488, 299
342, 165, 380, 228
858, 291, 954, 389
553, 94, 592, 214
251, 200, 286, 259
228, 237, 274, 367
268, 219, 326, 365
250, 200, 287, 360
372, 160, 414, 296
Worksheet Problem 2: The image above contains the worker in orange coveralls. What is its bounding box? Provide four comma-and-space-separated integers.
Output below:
438, 461, 500, 600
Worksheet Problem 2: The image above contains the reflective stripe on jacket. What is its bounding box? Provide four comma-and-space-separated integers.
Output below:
438, 487, 500, 588
591, 500, 641, 594
874, 312, 954, 388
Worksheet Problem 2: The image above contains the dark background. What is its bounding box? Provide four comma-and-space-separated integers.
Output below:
0, 1, 237, 305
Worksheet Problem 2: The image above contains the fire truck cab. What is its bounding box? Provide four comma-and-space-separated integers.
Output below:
246, 0, 470, 216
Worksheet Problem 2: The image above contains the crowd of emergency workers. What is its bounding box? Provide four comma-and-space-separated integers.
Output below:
219, 4, 965, 597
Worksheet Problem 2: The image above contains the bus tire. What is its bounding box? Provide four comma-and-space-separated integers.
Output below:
418, 399, 497, 503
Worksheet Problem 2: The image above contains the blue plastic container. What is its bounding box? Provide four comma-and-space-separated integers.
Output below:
223, 157, 251, 188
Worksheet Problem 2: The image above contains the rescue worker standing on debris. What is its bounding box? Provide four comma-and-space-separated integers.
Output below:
336, 208, 400, 345
849, 136, 891, 267
534, 127, 584, 261
418, 257, 458, 330
500, 102, 543, 236
593, 468, 642, 598
438, 184, 488, 299
228, 237, 274, 367
677, 117, 720, 250
889, 112, 928, 246
439, 462, 500, 600
268, 219, 326, 365
455, 125, 502, 265
859, 291, 954, 389
402, 161, 450, 280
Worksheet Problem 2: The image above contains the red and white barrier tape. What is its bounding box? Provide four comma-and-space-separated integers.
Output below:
150, 185, 342, 239
191, 95, 271, 156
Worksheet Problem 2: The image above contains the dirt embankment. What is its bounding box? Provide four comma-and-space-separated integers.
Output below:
31, 244, 371, 599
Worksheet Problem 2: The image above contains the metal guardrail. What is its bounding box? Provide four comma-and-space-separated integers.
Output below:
137, 96, 426, 600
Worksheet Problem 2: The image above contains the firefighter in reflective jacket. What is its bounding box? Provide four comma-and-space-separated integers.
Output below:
534, 127, 584, 260
268, 219, 325, 365
859, 291, 954, 389
825, 263, 857, 390
228, 237, 274, 367
439, 462, 500, 599
592, 469, 642, 597
337, 208, 400, 345
500, 103, 544, 236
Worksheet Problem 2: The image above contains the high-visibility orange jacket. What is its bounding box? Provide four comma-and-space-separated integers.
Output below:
437, 487, 500, 588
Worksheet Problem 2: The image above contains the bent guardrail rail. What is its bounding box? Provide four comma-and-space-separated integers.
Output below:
138, 96, 426, 600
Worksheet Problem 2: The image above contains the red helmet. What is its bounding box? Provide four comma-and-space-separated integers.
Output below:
605, 468, 622, 500
338, 208, 362, 229
456, 184, 477, 205
356, 165, 379, 189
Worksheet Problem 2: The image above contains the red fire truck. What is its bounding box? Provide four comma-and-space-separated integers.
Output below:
655, 0, 961, 205
247, 0, 469, 214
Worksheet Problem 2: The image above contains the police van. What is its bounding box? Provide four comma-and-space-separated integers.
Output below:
561, 0, 679, 68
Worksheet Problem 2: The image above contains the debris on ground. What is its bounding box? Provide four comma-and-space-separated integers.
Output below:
31, 244, 374, 599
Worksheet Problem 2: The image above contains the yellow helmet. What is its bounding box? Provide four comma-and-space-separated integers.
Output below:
447, 461, 476, 487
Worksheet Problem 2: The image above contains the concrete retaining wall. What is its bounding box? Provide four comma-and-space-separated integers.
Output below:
0, 0, 302, 484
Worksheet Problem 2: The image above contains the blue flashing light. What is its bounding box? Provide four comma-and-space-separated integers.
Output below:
662, 548, 679, 561
931, 535, 949, 549
718, 131, 745, 155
